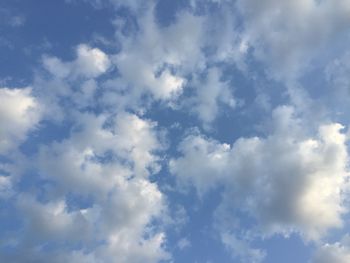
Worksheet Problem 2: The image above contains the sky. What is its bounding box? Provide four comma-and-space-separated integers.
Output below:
1, 0, 350, 262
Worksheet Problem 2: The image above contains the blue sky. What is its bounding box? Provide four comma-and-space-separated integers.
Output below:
1, 0, 350, 262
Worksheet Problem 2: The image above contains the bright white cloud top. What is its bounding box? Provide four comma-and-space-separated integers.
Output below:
0, 87, 41, 153
1, 1, 350, 263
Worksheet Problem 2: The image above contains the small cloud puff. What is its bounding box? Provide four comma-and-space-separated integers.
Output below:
0, 87, 41, 153
43, 44, 111, 79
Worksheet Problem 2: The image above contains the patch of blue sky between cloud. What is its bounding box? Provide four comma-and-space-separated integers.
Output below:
1, 0, 350, 263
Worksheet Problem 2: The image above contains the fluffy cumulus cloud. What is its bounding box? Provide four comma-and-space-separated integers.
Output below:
1, 111, 168, 263
236, 0, 350, 79
110, 10, 205, 103
108, 7, 240, 121
5, 187, 167, 263
33, 44, 111, 121
232, 0, 350, 78
191, 67, 236, 125
171, 106, 350, 260
0, 87, 41, 153
170, 132, 231, 196
43, 44, 111, 79
38, 112, 162, 195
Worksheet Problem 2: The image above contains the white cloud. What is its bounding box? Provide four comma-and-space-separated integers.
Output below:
111, 10, 204, 103
17, 195, 91, 245
235, 0, 350, 79
116, 52, 185, 101
0, 87, 41, 153
43, 44, 111, 79
109, 0, 153, 11
37, 45, 111, 121
169, 132, 230, 196
190, 67, 236, 125
74, 79, 98, 109
75, 44, 111, 78
43, 56, 71, 78
177, 237, 191, 250
9, 179, 168, 263
0, 175, 12, 198
90, 179, 168, 263
109, 5, 243, 122
221, 233, 266, 263
69, 0, 154, 12
2, 111, 168, 262
312, 236, 350, 263
171, 105, 350, 254
38, 112, 162, 196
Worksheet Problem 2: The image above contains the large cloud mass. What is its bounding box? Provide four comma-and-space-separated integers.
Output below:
171, 106, 350, 260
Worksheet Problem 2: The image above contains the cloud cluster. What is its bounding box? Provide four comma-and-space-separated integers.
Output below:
1, 111, 168, 263
2, 0, 350, 262
0, 35, 169, 261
